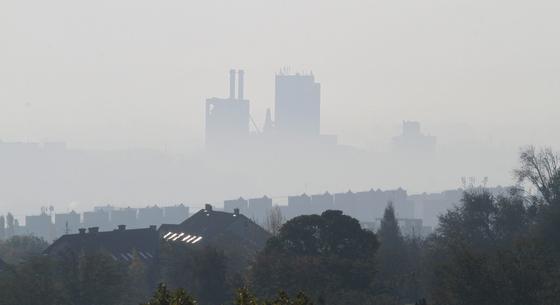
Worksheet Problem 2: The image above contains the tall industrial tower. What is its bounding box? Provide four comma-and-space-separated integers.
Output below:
205, 70, 250, 150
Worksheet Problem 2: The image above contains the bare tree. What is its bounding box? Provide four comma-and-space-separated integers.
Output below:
6, 213, 14, 238
514, 146, 560, 204
265, 206, 285, 236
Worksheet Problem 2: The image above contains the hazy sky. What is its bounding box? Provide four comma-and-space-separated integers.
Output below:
1, 0, 559, 152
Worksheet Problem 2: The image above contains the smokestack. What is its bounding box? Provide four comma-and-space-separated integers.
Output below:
237, 70, 244, 100
229, 69, 236, 99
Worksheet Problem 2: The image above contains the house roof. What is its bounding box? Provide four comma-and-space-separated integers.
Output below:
44, 226, 159, 263
159, 206, 271, 250
0, 258, 8, 272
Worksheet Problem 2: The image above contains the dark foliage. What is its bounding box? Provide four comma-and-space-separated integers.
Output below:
251, 210, 380, 305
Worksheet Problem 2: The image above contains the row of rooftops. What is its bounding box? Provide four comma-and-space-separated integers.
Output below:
44, 204, 271, 265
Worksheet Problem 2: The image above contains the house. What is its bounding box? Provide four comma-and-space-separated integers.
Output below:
45, 204, 270, 274
44, 225, 159, 264
159, 204, 271, 270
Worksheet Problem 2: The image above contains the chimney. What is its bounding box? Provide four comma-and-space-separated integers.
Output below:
118, 225, 126, 231
205, 204, 213, 211
79, 228, 86, 235
237, 70, 244, 100
88, 227, 99, 234
233, 208, 240, 216
149, 225, 157, 230
229, 69, 236, 99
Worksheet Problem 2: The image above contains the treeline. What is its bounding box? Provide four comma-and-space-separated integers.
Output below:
0, 146, 559, 305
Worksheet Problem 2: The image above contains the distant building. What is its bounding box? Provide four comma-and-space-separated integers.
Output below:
248, 196, 273, 223
111, 207, 138, 229
137, 206, 164, 228
83, 210, 111, 231
25, 213, 53, 241
334, 191, 358, 218
311, 192, 335, 214
44, 225, 159, 265
54, 211, 81, 237
355, 189, 386, 221
163, 204, 189, 224
287, 194, 312, 218
205, 70, 250, 150
160, 204, 270, 271
274, 72, 321, 139
393, 121, 436, 154
361, 218, 430, 238
224, 197, 248, 215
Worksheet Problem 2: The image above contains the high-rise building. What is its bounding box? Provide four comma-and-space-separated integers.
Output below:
274, 72, 321, 139
25, 213, 53, 241
163, 204, 190, 224
205, 70, 250, 150
392, 121, 436, 154
248, 196, 272, 223
83, 210, 111, 231
55, 211, 81, 237
137, 206, 164, 228
111, 208, 138, 229
224, 197, 249, 214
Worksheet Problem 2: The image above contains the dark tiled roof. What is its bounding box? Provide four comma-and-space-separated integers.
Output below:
44, 227, 159, 263
0, 258, 8, 271
159, 208, 271, 249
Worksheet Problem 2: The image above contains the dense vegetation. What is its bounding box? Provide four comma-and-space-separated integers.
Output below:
0, 146, 558, 305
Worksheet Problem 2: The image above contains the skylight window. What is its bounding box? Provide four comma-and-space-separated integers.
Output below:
173, 232, 185, 241
162, 231, 203, 245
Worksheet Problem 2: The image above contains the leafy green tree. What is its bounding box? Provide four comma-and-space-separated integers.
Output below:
192, 246, 229, 305
423, 187, 560, 305
122, 251, 152, 305
0, 235, 49, 265
376, 203, 407, 287
76, 251, 127, 305
234, 287, 259, 305
160, 244, 229, 305
251, 210, 378, 304
142, 283, 197, 305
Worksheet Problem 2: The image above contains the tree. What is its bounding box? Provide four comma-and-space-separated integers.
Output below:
122, 251, 151, 305
265, 206, 285, 236
376, 203, 408, 301
142, 283, 197, 305
0, 235, 49, 265
515, 146, 560, 205
160, 244, 229, 305
423, 189, 560, 305
192, 247, 229, 305
76, 251, 127, 305
251, 210, 378, 304
5, 214, 14, 239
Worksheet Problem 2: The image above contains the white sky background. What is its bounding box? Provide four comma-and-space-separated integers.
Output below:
0, 0, 559, 154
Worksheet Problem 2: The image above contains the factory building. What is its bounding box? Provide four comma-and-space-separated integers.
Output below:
205, 70, 250, 150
